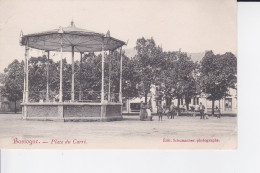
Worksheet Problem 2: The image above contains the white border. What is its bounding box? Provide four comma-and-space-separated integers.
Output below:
1, 2, 260, 173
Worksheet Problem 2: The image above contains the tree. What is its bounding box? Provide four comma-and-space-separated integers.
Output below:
157, 51, 178, 106
121, 55, 140, 99
200, 51, 237, 115
28, 56, 48, 101
160, 50, 199, 114
22, 55, 73, 102
1, 60, 24, 113
182, 75, 199, 111
182, 61, 200, 110
135, 37, 163, 104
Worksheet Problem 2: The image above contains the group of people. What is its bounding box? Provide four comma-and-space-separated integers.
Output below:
198, 102, 222, 119
139, 101, 153, 121
140, 101, 221, 121
157, 102, 177, 121
157, 102, 222, 121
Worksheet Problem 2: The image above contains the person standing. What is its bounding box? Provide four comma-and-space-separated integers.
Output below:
157, 104, 163, 121
170, 102, 176, 119
163, 103, 167, 114
139, 101, 145, 120
199, 102, 205, 119
162, 103, 168, 118
216, 106, 221, 119
146, 103, 152, 121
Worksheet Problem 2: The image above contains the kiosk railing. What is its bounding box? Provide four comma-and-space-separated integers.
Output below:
27, 91, 120, 103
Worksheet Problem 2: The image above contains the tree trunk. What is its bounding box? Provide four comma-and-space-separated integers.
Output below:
212, 100, 215, 116
14, 101, 17, 114
177, 97, 180, 116
166, 97, 171, 107
185, 97, 190, 111
144, 92, 148, 104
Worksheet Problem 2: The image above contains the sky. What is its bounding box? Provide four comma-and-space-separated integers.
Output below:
0, 0, 237, 72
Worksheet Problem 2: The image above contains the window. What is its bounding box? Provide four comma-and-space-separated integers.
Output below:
225, 98, 232, 111
193, 97, 200, 105
130, 103, 141, 112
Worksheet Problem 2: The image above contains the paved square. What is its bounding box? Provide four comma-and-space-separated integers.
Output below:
0, 114, 237, 149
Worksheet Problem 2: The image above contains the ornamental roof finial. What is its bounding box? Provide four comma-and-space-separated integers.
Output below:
71, 19, 75, 27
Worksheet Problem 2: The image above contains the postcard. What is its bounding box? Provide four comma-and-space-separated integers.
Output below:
0, 0, 237, 149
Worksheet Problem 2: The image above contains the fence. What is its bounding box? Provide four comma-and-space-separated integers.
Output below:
27, 91, 120, 103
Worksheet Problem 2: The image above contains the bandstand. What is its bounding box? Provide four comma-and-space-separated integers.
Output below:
20, 21, 125, 122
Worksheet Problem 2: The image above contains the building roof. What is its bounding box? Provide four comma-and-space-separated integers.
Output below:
20, 21, 126, 52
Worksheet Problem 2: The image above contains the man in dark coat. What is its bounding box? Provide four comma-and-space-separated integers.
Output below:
169, 102, 176, 119
157, 104, 163, 121
199, 102, 205, 119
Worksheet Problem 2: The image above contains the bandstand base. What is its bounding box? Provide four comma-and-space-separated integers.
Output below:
21, 102, 123, 122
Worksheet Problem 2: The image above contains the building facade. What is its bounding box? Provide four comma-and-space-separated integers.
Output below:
122, 85, 237, 115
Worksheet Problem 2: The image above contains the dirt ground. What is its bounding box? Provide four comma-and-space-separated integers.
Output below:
0, 114, 237, 149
